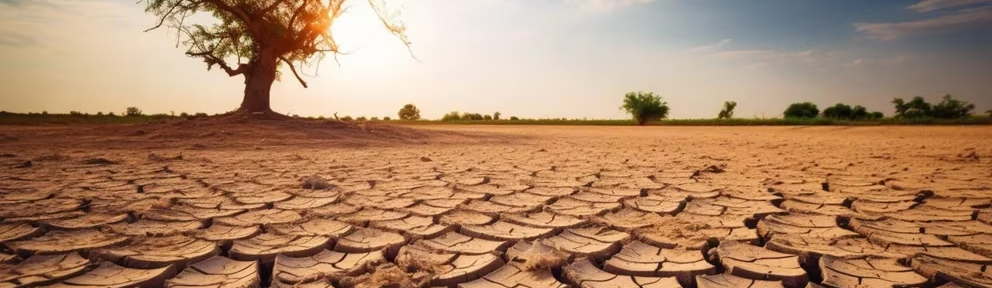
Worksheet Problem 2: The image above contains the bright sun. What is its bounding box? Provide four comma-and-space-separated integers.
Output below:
328, 2, 409, 68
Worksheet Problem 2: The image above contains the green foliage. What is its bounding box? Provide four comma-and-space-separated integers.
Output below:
783, 102, 819, 119
69, 111, 85, 117
510, 116, 519, 121
717, 101, 737, 119
370, 117, 379, 121
620, 91, 670, 125
180, 112, 190, 117
356, 116, 367, 121
870, 111, 884, 119
341, 116, 353, 121
987, 110, 992, 118
194, 112, 208, 117
493, 111, 501, 120
483, 115, 493, 121
398, 104, 421, 120
458, 113, 484, 121
108, 112, 116, 117
96, 112, 104, 116
383, 116, 392, 121
822, 103, 853, 119
317, 116, 325, 120
893, 95, 975, 119
441, 111, 461, 121
126, 107, 143, 116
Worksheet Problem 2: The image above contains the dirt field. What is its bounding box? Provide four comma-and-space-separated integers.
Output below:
1, 123, 991, 288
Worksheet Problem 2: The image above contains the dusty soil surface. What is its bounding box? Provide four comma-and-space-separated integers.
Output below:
1, 123, 991, 288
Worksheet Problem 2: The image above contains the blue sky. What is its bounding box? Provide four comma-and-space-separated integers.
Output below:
0, 0, 990, 119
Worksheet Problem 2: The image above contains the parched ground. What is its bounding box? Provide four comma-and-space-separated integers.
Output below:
1, 124, 991, 288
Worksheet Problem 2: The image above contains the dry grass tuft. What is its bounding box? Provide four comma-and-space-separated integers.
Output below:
338, 263, 431, 288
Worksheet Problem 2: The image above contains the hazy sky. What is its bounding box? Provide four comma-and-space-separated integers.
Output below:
1, 0, 990, 119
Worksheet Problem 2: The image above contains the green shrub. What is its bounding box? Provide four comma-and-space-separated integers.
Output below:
180, 112, 190, 117
893, 95, 974, 119
194, 112, 208, 117
398, 104, 421, 120
717, 101, 737, 119
125, 107, 142, 116
483, 115, 493, 121
356, 116, 368, 121
822, 103, 853, 119
493, 111, 501, 120
341, 116, 353, 121
510, 116, 519, 121
870, 111, 884, 119
371, 117, 379, 121
620, 91, 670, 125
783, 102, 819, 119
441, 111, 461, 121
69, 111, 84, 117
383, 116, 391, 121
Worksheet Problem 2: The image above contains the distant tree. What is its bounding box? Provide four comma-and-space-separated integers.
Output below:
783, 102, 819, 119
371, 117, 379, 121
341, 116, 353, 121
383, 116, 392, 121
180, 112, 190, 117
470, 113, 484, 120
195, 112, 208, 117
69, 111, 84, 117
717, 101, 737, 119
893, 95, 973, 119
892, 96, 931, 118
986, 110, 992, 118
398, 104, 421, 120
822, 103, 853, 119
441, 111, 461, 121
493, 111, 501, 120
108, 112, 116, 117
620, 91, 670, 125
510, 116, 519, 121
870, 111, 884, 119
142, 0, 410, 114
126, 107, 143, 116
96, 112, 104, 116
930, 94, 975, 119
851, 105, 870, 120
356, 116, 367, 121
317, 116, 325, 120
483, 115, 493, 121
42, 111, 48, 115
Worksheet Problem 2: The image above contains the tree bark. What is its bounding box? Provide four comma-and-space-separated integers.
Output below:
239, 49, 278, 113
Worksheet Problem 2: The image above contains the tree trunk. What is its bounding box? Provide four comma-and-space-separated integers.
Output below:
239, 50, 278, 113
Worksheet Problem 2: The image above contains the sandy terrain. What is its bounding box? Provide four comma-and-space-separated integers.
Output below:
1, 123, 991, 288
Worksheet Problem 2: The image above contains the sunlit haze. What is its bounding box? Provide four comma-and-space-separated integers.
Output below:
1, 0, 990, 119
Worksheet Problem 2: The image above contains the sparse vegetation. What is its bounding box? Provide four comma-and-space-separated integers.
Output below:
510, 116, 520, 121
717, 101, 737, 119
893, 95, 974, 119
398, 104, 421, 121
620, 91, 670, 125
341, 116, 354, 121
357, 116, 368, 121
383, 116, 392, 121
493, 111, 501, 120
441, 111, 461, 121
783, 102, 819, 119
126, 107, 143, 116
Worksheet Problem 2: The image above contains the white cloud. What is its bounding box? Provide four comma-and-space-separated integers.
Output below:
908, 0, 992, 12
571, 0, 658, 13
688, 39, 731, 52
854, 7, 992, 40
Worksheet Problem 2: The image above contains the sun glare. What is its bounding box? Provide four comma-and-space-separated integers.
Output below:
328, 2, 409, 68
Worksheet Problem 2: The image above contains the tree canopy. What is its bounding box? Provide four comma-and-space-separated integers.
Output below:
620, 92, 670, 125
717, 101, 737, 119
892, 95, 974, 119
143, 0, 409, 113
783, 102, 819, 119
398, 104, 421, 120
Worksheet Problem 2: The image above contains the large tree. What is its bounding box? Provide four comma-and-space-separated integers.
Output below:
143, 0, 409, 114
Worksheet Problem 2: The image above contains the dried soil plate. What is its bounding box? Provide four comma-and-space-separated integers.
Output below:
165, 256, 260, 288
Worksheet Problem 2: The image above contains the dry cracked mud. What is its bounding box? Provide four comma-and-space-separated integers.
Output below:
1, 125, 991, 288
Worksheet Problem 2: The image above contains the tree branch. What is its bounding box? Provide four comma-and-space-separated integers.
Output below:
188, 51, 247, 76
280, 57, 308, 88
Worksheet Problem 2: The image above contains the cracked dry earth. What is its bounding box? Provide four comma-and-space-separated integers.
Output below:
1, 125, 991, 288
